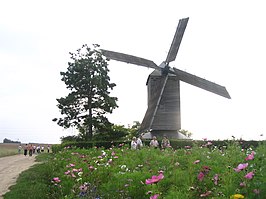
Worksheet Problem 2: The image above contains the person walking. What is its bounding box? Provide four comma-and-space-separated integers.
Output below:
23, 144, 28, 156
18, 145, 22, 154
29, 144, 33, 156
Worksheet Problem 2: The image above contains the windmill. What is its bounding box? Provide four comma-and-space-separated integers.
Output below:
101, 17, 231, 139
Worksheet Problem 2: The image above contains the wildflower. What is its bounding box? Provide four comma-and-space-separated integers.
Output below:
234, 163, 248, 172
206, 141, 212, 146
253, 189, 260, 194
198, 172, 205, 182
202, 166, 211, 173
145, 173, 164, 184
245, 151, 255, 161
64, 170, 70, 175
239, 182, 246, 187
230, 194, 244, 199
150, 194, 160, 199
174, 162, 180, 167
52, 177, 61, 183
244, 171, 254, 179
89, 165, 94, 171
213, 174, 219, 185
111, 151, 116, 156
200, 191, 211, 197
193, 160, 200, 164
66, 163, 75, 168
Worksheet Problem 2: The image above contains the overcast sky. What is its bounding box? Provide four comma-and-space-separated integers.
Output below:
1, 0, 266, 144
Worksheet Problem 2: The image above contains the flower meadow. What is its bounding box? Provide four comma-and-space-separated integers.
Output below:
46, 141, 266, 198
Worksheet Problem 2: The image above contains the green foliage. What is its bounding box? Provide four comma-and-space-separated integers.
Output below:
9, 140, 264, 198
53, 44, 118, 140
6, 140, 266, 199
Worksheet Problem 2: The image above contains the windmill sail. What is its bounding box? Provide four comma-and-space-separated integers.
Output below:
140, 75, 169, 132
101, 49, 160, 70
172, 67, 231, 99
165, 18, 189, 64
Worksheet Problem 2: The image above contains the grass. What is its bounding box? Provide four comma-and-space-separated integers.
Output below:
3, 154, 53, 199
0, 143, 19, 157
3, 141, 266, 198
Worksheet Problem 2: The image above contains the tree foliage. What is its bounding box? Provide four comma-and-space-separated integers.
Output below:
53, 44, 118, 140
179, 129, 192, 138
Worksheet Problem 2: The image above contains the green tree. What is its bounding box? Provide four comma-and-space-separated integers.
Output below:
53, 44, 118, 140
179, 129, 192, 138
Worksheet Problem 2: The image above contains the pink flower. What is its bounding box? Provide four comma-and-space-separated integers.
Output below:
53, 177, 61, 183
244, 171, 254, 179
234, 163, 248, 172
89, 165, 94, 171
213, 174, 219, 185
198, 172, 205, 182
206, 141, 212, 146
200, 191, 211, 197
64, 170, 70, 175
193, 160, 200, 164
111, 151, 116, 156
245, 151, 255, 161
150, 194, 160, 199
66, 163, 75, 168
253, 189, 260, 194
240, 182, 246, 187
145, 173, 164, 184
114, 156, 119, 159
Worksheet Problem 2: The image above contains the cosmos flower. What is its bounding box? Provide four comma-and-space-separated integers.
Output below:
245, 151, 255, 161
150, 194, 160, 199
198, 172, 205, 182
52, 177, 61, 183
145, 173, 164, 184
213, 174, 219, 185
64, 170, 70, 175
244, 171, 254, 179
234, 163, 248, 172
200, 191, 211, 197
193, 160, 200, 164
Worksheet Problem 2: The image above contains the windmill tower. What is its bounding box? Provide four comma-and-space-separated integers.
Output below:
101, 17, 231, 139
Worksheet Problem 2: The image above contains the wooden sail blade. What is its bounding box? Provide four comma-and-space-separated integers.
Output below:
101, 49, 160, 70
140, 75, 169, 132
173, 68, 231, 99
165, 18, 189, 64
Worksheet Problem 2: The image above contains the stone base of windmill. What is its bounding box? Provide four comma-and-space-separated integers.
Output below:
142, 130, 189, 139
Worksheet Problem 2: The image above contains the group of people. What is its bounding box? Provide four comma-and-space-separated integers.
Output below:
131, 135, 171, 150
18, 144, 50, 156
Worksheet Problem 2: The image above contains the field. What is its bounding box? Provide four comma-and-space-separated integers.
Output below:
0, 143, 52, 157
3, 141, 266, 199
0, 143, 19, 157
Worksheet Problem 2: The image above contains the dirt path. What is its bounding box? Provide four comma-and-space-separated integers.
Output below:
0, 154, 37, 198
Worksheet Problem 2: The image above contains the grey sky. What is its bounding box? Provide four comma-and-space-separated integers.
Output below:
1, 0, 266, 143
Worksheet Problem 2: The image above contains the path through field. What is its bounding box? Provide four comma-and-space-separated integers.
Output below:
0, 154, 37, 198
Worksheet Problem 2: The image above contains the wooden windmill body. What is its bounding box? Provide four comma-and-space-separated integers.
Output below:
101, 17, 231, 139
